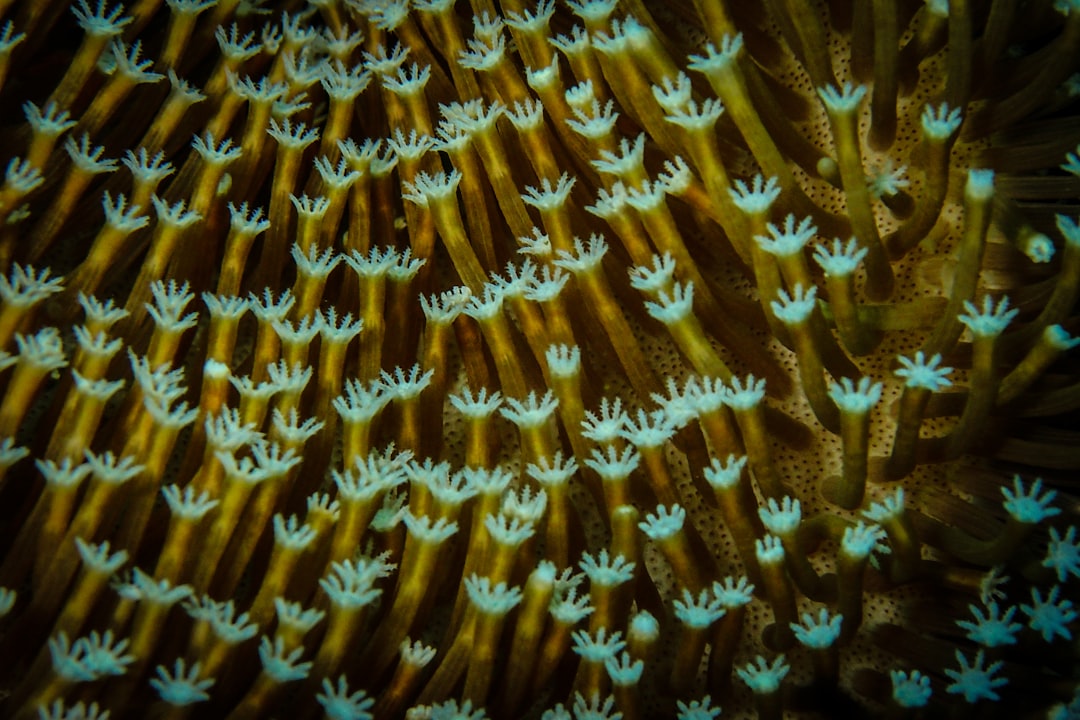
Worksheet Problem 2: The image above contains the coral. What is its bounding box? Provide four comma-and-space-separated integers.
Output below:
0, 0, 1078, 718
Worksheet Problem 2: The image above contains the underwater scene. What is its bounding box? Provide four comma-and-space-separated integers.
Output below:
0, 0, 1077, 718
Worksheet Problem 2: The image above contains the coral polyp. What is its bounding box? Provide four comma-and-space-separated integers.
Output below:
0, 0, 1077, 718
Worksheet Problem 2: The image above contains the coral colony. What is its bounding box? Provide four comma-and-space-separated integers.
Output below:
0, 0, 1079, 718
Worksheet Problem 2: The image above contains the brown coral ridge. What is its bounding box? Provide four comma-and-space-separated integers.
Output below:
0, 0, 1077, 718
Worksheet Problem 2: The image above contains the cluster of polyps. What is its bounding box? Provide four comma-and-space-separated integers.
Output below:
0, 0, 1078, 718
